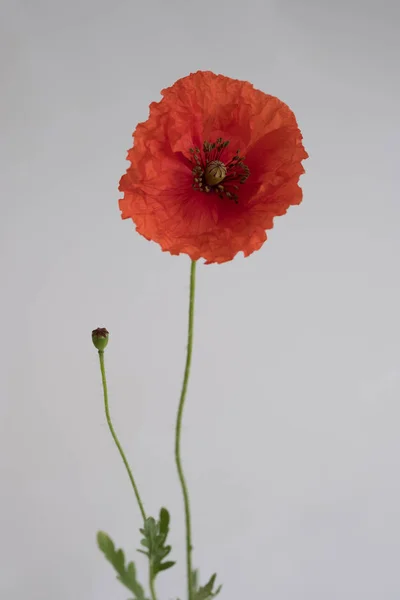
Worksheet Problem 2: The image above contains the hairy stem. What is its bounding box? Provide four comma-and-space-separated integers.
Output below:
175, 259, 197, 600
98, 350, 147, 522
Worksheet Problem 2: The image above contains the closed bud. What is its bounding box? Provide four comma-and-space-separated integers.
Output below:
92, 327, 109, 351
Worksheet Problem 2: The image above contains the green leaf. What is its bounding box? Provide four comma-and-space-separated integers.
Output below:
192, 570, 222, 600
157, 560, 175, 572
97, 531, 148, 600
138, 508, 176, 578
159, 507, 170, 535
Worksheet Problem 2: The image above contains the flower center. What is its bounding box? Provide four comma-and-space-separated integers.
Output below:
190, 138, 250, 204
204, 161, 227, 186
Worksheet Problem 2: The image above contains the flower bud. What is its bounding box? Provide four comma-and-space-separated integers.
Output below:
92, 327, 109, 351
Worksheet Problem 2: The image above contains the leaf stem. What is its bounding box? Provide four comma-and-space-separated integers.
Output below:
149, 565, 157, 600
98, 350, 147, 522
174, 259, 197, 600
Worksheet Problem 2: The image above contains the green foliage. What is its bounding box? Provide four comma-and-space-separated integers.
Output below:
97, 531, 148, 600
138, 507, 175, 578
192, 570, 222, 600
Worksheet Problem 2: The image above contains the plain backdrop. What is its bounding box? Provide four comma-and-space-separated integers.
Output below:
1, 0, 400, 599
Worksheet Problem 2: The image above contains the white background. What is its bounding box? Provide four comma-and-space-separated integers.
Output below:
1, 1, 400, 599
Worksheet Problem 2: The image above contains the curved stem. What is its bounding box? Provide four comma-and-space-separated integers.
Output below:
98, 350, 147, 522
175, 259, 197, 600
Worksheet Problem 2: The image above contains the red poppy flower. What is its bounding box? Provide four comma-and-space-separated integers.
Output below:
119, 71, 308, 264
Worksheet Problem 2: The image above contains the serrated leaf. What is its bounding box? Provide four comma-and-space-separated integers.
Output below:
138, 508, 175, 578
97, 531, 148, 600
192, 570, 222, 600
213, 585, 222, 597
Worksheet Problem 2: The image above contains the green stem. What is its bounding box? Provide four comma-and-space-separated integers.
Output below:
175, 259, 197, 600
149, 566, 157, 600
98, 350, 147, 522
